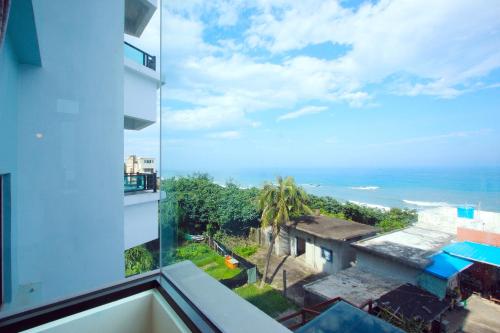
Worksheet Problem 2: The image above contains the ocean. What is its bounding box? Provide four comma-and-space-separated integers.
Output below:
163, 167, 500, 213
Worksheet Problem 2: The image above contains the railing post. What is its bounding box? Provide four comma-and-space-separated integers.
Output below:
283, 270, 287, 297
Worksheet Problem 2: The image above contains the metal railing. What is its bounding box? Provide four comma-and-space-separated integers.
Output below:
124, 41, 156, 70
124, 173, 157, 193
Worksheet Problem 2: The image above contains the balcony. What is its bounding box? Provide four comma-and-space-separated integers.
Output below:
0, 265, 291, 333
125, 42, 156, 71
124, 0, 157, 37
124, 173, 157, 193
124, 42, 160, 131
124, 173, 159, 250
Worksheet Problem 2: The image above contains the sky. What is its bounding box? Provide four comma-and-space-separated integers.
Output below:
125, 0, 500, 173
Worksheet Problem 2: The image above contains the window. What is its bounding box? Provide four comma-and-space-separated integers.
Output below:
321, 247, 332, 262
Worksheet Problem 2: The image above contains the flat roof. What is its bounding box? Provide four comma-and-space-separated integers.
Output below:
296, 301, 405, 333
287, 215, 378, 241
303, 266, 402, 307
353, 226, 455, 268
376, 283, 449, 324
443, 241, 500, 267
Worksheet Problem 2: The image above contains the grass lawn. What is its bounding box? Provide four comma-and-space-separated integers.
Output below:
176, 242, 241, 280
234, 284, 298, 318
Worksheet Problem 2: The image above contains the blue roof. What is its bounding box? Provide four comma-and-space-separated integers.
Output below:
296, 301, 404, 333
424, 252, 473, 279
443, 241, 500, 267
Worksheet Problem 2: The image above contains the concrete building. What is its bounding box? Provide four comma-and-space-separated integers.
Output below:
418, 206, 500, 246
0, 0, 159, 309
276, 215, 377, 274
303, 226, 459, 304
0, 2, 291, 331
125, 155, 156, 174
352, 226, 455, 284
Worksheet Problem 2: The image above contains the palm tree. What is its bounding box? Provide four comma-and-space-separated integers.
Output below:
258, 176, 312, 288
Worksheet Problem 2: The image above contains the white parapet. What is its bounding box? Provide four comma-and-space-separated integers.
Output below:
124, 57, 160, 130
124, 191, 160, 249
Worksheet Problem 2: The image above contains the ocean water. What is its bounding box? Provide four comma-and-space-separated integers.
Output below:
163, 167, 500, 213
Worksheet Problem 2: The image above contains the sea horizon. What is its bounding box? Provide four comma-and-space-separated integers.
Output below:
162, 166, 500, 213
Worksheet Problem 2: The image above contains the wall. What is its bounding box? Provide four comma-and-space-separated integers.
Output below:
0, 36, 19, 305
356, 251, 421, 284
0, 0, 125, 310
124, 58, 159, 130
124, 192, 160, 249
283, 228, 355, 274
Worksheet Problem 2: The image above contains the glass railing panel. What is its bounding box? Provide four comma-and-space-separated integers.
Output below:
124, 42, 156, 70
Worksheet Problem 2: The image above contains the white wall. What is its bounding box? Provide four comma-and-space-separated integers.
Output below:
124, 58, 159, 130
0, 0, 125, 311
124, 192, 160, 249
356, 251, 421, 284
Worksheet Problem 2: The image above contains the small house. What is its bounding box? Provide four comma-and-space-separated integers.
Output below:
275, 215, 378, 274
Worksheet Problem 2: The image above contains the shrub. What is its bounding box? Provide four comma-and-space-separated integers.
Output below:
125, 245, 154, 277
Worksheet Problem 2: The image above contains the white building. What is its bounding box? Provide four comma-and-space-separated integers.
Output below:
125, 155, 156, 174
0, 0, 159, 309
275, 215, 378, 274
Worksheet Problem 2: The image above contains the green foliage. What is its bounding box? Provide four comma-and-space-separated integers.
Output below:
161, 174, 260, 236
234, 284, 298, 318
233, 244, 259, 258
160, 174, 417, 240
258, 176, 312, 231
308, 194, 417, 232
175, 242, 241, 280
376, 208, 417, 232
213, 232, 259, 258
125, 245, 154, 277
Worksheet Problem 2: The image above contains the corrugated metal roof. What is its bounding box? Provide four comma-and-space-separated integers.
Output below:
296, 301, 404, 333
443, 241, 500, 267
424, 252, 473, 279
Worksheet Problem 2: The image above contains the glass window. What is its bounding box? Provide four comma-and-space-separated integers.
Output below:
321, 248, 333, 262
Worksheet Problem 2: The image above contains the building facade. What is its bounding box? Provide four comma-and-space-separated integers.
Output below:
0, 0, 159, 310
125, 155, 157, 174
276, 215, 377, 274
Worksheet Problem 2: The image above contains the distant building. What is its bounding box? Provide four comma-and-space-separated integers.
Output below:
275, 215, 378, 274
125, 155, 156, 174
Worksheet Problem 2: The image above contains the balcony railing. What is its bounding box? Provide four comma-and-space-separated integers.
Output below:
124, 173, 157, 193
124, 41, 156, 70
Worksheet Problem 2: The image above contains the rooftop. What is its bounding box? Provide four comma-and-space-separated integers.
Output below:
353, 226, 455, 268
376, 283, 449, 325
303, 266, 402, 307
296, 300, 405, 333
443, 241, 500, 267
287, 215, 378, 242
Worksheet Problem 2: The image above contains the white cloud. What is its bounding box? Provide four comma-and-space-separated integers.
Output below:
163, 106, 246, 130
246, 0, 500, 97
368, 129, 493, 147
157, 0, 500, 132
207, 130, 241, 139
277, 106, 328, 121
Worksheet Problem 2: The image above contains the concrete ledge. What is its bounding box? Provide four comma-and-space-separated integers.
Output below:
163, 261, 292, 333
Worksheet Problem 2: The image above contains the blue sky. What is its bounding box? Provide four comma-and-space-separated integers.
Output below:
125, 0, 500, 172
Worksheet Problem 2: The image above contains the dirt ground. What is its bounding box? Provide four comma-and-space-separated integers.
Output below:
443, 294, 500, 333
248, 248, 327, 306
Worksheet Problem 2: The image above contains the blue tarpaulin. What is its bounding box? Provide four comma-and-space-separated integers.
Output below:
443, 241, 500, 267
296, 301, 404, 333
457, 206, 475, 219
424, 252, 473, 279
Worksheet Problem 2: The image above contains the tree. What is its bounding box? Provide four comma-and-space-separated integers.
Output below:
125, 245, 154, 276
258, 176, 311, 288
